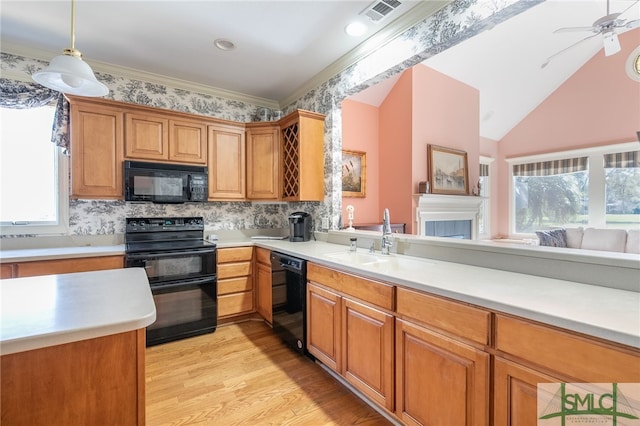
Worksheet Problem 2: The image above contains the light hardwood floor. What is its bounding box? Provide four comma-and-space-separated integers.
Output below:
146, 320, 392, 426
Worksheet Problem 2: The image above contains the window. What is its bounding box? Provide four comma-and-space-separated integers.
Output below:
508, 143, 640, 236
0, 105, 68, 235
478, 157, 493, 238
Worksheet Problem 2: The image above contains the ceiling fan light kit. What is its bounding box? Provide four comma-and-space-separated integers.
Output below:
32, 0, 108, 97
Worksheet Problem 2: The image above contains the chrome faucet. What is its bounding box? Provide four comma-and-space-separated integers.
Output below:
381, 208, 393, 255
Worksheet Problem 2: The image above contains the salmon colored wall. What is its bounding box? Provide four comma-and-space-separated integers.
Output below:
379, 71, 414, 231
495, 29, 640, 236
411, 65, 480, 233
341, 99, 380, 226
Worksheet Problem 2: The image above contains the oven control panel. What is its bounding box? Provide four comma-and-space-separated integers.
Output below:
126, 217, 204, 233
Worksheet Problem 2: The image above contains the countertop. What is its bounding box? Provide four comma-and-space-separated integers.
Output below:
1, 238, 638, 349
0, 268, 156, 355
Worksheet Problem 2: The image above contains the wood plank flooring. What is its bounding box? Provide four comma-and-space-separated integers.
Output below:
145, 320, 392, 426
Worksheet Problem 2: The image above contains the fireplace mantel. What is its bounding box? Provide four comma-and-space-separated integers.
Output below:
415, 194, 484, 239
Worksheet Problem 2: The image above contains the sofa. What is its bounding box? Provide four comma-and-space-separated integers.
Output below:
536, 227, 640, 254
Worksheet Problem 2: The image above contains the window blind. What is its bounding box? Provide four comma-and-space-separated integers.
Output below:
604, 151, 639, 168
512, 157, 588, 177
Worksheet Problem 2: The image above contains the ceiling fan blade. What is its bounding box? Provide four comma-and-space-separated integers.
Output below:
553, 26, 596, 33
541, 33, 601, 68
625, 18, 640, 29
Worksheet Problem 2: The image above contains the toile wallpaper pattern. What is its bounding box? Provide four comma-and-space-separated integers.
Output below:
0, 0, 535, 238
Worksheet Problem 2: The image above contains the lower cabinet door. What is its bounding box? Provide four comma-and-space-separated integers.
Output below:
493, 357, 561, 426
342, 297, 394, 411
395, 319, 490, 426
307, 282, 341, 372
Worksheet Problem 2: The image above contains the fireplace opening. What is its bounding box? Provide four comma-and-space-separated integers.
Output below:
425, 220, 472, 239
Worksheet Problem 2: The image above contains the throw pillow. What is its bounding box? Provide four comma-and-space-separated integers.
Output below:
535, 229, 567, 247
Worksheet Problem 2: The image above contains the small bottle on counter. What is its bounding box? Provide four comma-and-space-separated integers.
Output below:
349, 237, 357, 252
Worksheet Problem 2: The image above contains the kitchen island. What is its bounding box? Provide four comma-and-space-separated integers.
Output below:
1, 268, 156, 426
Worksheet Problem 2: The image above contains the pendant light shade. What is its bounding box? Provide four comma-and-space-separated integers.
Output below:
32, 0, 108, 97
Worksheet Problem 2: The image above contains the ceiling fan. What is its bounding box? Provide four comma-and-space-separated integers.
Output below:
542, 0, 640, 68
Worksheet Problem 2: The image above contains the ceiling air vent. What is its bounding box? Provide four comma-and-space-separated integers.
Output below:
360, 0, 402, 23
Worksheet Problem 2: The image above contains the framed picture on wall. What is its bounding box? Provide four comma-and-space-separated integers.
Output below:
427, 144, 469, 195
342, 150, 366, 197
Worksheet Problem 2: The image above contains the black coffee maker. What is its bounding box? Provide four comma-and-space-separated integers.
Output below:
288, 212, 312, 242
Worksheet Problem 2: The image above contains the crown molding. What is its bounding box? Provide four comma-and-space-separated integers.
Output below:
1, 42, 280, 109
279, 1, 451, 107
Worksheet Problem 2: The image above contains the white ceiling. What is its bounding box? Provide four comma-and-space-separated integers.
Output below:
0, 0, 442, 105
1, 0, 638, 139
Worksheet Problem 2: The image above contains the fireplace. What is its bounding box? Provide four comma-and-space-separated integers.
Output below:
415, 194, 483, 240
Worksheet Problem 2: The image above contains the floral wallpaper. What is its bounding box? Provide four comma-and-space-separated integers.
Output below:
0, 0, 537, 238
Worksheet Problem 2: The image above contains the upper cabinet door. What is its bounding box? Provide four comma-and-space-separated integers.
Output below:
169, 119, 207, 164
246, 124, 279, 200
208, 124, 246, 199
124, 113, 169, 160
70, 101, 124, 199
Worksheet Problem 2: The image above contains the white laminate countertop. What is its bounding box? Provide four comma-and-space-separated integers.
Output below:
1, 238, 638, 349
0, 268, 156, 355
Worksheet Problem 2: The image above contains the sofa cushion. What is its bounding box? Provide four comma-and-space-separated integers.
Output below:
564, 227, 584, 249
535, 229, 567, 247
626, 230, 640, 254
581, 228, 627, 252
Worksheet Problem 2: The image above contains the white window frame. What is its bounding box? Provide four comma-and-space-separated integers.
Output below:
506, 141, 639, 238
1, 146, 69, 236
478, 155, 494, 239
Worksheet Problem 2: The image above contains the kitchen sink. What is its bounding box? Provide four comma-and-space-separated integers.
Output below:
324, 251, 391, 266
323, 251, 434, 273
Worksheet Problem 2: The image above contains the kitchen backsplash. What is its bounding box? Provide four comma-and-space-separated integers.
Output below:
1, 0, 532, 240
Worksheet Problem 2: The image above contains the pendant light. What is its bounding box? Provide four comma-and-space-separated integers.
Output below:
32, 0, 108, 97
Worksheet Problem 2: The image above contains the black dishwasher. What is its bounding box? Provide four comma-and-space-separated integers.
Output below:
270, 252, 310, 356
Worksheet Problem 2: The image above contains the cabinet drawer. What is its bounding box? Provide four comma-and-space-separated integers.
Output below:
218, 292, 254, 317
217, 247, 253, 263
495, 314, 640, 381
218, 276, 253, 295
15, 256, 124, 278
1, 264, 15, 279
396, 287, 490, 346
217, 261, 252, 279
307, 263, 394, 311
255, 247, 270, 265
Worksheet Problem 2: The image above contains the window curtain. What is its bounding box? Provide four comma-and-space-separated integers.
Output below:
604, 151, 640, 168
513, 157, 588, 177
479, 163, 489, 177
0, 78, 70, 154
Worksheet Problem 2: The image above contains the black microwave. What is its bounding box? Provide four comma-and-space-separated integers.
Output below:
124, 160, 208, 203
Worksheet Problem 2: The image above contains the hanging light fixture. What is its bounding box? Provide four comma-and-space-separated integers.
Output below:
32, 0, 108, 97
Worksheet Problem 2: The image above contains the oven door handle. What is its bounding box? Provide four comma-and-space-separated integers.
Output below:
150, 276, 217, 291
126, 248, 216, 260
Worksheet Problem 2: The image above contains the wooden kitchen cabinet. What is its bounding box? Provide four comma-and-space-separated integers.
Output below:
217, 247, 254, 319
307, 281, 342, 372
14, 255, 124, 278
69, 97, 124, 199
169, 119, 207, 164
307, 263, 395, 410
1, 328, 146, 426
246, 123, 279, 200
255, 248, 272, 323
279, 109, 325, 202
493, 314, 640, 426
124, 112, 169, 161
208, 123, 246, 200
395, 287, 490, 426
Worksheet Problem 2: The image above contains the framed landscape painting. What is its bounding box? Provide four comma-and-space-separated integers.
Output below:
427, 145, 469, 195
342, 150, 366, 197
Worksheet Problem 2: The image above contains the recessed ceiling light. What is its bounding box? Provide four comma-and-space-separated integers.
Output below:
345, 21, 367, 37
214, 39, 236, 51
